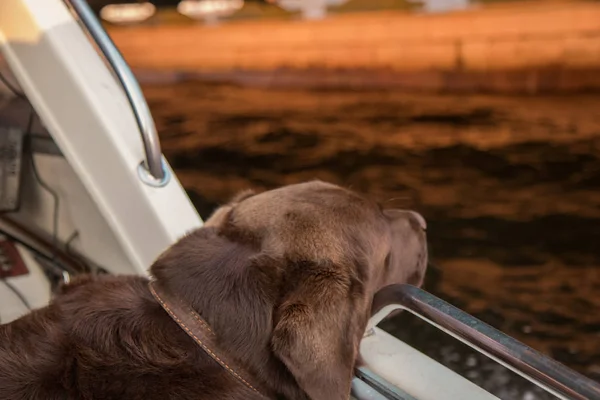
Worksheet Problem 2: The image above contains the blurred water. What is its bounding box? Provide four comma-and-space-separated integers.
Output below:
144, 81, 600, 398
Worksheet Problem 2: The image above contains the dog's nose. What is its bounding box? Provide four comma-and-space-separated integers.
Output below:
384, 209, 427, 231
406, 210, 427, 231
408, 211, 427, 231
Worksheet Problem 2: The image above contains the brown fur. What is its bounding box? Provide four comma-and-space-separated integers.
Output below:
0, 180, 427, 400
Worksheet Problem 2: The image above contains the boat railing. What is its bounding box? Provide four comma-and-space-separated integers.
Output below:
353, 366, 418, 400
63, 0, 168, 187
360, 284, 600, 400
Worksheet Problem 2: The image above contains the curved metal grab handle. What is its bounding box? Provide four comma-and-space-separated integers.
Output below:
369, 284, 600, 400
65, 0, 167, 185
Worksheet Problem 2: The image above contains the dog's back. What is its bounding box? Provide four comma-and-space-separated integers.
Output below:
0, 275, 245, 400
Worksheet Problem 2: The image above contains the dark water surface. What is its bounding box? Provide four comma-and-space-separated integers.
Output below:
144, 81, 600, 398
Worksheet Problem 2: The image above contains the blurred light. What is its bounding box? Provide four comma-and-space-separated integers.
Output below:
277, 0, 348, 9
177, 0, 244, 19
100, 3, 156, 24
276, 0, 348, 20
407, 0, 471, 13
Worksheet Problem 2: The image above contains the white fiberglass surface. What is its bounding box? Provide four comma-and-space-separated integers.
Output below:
0, 0, 203, 274
360, 327, 500, 400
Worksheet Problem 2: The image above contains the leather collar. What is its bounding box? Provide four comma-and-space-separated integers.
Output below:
148, 280, 269, 399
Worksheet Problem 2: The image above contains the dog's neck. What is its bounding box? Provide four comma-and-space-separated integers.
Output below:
150, 230, 310, 400
148, 280, 270, 398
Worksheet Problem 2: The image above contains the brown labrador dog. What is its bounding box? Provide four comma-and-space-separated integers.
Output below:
0, 180, 427, 400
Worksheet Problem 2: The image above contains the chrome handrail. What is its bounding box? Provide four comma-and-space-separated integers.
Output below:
353, 367, 417, 400
65, 0, 167, 185
369, 284, 600, 400
351, 377, 390, 400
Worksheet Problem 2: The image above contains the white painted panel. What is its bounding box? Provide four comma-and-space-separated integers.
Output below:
0, 0, 203, 274
360, 328, 500, 400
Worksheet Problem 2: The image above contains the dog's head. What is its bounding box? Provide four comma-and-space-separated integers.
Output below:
151, 181, 427, 399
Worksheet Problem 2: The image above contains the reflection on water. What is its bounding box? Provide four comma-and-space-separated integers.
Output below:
144, 81, 600, 396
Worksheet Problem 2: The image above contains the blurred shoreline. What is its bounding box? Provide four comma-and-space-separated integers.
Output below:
132, 66, 600, 94
111, 1, 600, 94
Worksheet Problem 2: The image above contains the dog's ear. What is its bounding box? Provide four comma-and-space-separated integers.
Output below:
271, 259, 368, 400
